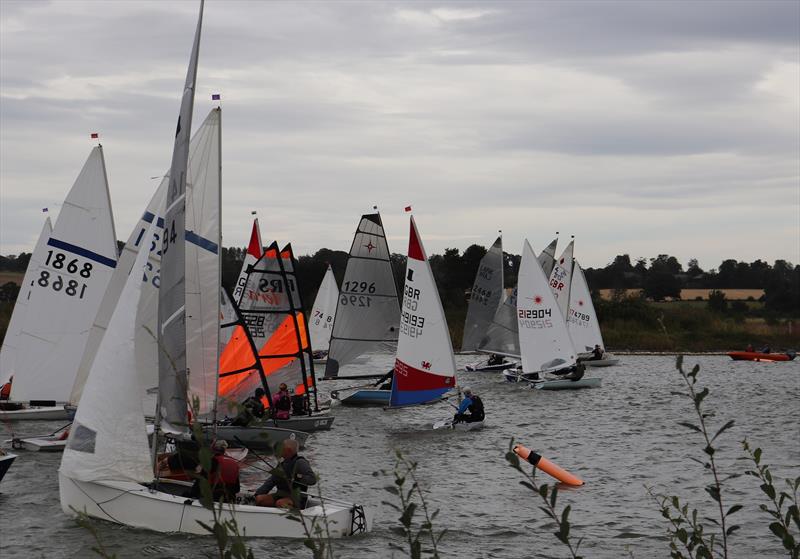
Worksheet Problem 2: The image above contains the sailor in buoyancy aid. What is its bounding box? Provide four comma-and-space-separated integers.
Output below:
254, 438, 317, 509
453, 387, 484, 424
186, 439, 240, 502
272, 383, 292, 420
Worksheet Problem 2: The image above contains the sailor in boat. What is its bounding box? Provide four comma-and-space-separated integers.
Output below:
760, 345, 771, 354
746, 343, 754, 352
272, 383, 292, 420
185, 439, 241, 503
158, 432, 201, 474
487, 354, 506, 367
589, 344, 604, 361
254, 438, 316, 509
231, 388, 267, 427
453, 388, 485, 424
291, 390, 310, 416
372, 368, 394, 391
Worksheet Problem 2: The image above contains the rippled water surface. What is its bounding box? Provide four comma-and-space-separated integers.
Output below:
1, 355, 798, 558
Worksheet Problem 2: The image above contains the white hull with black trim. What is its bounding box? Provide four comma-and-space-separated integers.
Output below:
59, 475, 372, 538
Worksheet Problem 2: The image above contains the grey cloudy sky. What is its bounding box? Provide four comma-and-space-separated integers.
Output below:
1, 0, 798, 269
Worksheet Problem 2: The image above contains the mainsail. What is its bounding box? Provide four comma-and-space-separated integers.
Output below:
539, 237, 558, 278
60, 214, 159, 484
461, 236, 504, 351
390, 216, 456, 407
567, 260, 604, 354
0, 218, 52, 386
185, 108, 221, 420
517, 240, 576, 375
479, 237, 562, 359
324, 213, 400, 378
71, 182, 166, 406
309, 265, 338, 354
548, 240, 574, 320
224, 243, 317, 410
12, 147, 118, 404
157, 1, 204, 434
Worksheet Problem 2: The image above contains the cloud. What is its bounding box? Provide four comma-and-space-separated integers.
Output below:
0, 0, 797, 270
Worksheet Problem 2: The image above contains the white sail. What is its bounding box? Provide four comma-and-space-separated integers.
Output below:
232, 219, 263, 303
390, 216, 456, 407
71, 183, 167, 405
324, 213, 400, 377
0, 218, 52, 386
539, 237, 558, 278
567, 260, 604, 353
158, 2, 203, 434
309, 265, 338, 353
185, 108, 221, 420
461, 236, 504, 351
479, 238, 560, 358
517, 240, 576, 375
60, 216, 159, 484
548, 240, 574, 320
12, 147, 118, 403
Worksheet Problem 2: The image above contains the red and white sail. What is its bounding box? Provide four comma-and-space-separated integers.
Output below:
232, 218, 263, 304
548, 240, 574, 320
390, 216, 455, 407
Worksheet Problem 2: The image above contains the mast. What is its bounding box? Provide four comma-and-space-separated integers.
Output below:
213, 101, 222, 427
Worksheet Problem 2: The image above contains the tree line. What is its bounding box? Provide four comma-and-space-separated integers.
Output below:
2, 245, 798, 314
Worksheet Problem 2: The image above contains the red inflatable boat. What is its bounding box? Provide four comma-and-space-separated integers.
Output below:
727, 351, 795, 362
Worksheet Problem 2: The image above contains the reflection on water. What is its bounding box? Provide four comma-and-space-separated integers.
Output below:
1, 355, 797, 558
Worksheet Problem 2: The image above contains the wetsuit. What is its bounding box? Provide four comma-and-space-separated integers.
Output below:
454, 395, 485, 423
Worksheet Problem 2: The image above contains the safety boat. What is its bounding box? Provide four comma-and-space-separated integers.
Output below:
60, 4, 371, 538
727, 351, 796, 362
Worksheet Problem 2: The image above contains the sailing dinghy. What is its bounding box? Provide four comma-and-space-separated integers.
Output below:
0, 449, 16, 483
327, 212, 400, 405
218, 242, 332, 443
309, 264, 338, 364
470, 237, 558, 370
569, 260, 618, 367
389, 215, 457, 407
60, 4, 370, 537
1, 145, 118, 421
462, 236, 515, 373
504, 240, 600, 389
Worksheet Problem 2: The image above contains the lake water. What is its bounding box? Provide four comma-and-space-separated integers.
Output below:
1, 355, 798, 558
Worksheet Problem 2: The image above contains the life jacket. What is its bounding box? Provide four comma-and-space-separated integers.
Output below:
467, 395, 484, 420
0, 382, 10, 400
274, 454, 313, 493
274, 391, 291, 418
209, 454, 240, 495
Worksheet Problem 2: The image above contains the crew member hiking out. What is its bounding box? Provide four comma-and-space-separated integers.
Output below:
453, 387, 484, 424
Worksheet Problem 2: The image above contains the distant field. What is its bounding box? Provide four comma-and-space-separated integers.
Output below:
598, 288, 764, 301
0, 272, 24, 286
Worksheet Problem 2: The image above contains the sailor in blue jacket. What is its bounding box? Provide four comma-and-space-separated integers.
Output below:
453, 387, 485, 424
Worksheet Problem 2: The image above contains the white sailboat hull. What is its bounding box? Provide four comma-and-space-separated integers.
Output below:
0, 404, 73, 421
59, 474, 372, 538
581, 357, 619, 368
9, 435, 67, 452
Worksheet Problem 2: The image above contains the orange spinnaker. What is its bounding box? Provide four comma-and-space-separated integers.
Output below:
218, 312, 314, 404
513, 444, 584, 486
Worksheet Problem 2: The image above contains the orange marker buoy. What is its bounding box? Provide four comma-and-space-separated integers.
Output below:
513, 444, 584, 486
